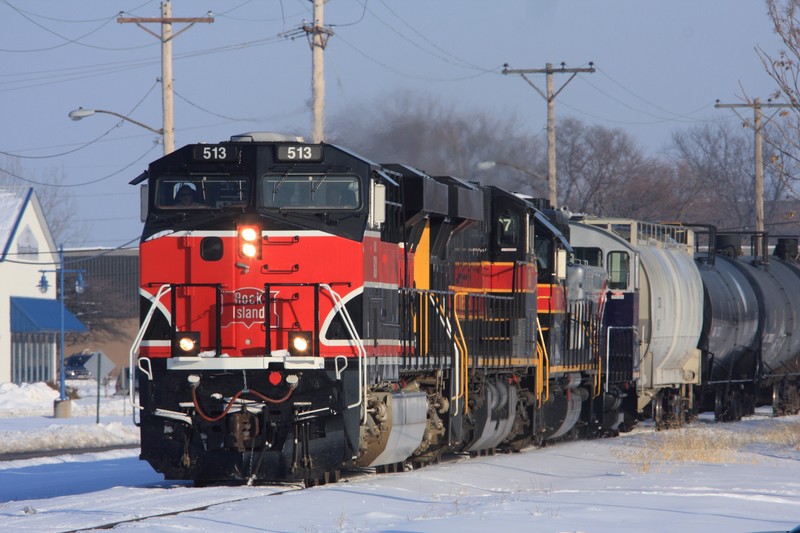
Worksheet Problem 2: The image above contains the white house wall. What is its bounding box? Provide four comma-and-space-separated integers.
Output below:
0, 191, 58, 383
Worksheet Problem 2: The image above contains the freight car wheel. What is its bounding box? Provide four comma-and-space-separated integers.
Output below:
668, 393, 686, 428
652, 394, 665, 430
729, 391, 743, 421
773, 384, 785, 416
714, 389, 729, 422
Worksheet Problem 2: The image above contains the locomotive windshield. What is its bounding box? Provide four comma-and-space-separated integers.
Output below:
155, 175, 251, 209
260, 173, 360, 210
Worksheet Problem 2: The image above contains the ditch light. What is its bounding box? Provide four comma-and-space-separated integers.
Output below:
174, 332, 201, 356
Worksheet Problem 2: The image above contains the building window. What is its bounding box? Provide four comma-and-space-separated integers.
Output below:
17, 225, 39, 259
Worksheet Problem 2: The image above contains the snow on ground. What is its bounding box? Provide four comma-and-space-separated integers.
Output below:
0, 381, 799, 533
0, 381, 139, 454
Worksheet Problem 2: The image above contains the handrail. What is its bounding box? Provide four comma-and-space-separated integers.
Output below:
129, 284, 172, 421
605, 326, 637, 395
453, 292, 470, 415
534, 302, 550, 406
321, 284, 367, 423
427, 292, 465, 416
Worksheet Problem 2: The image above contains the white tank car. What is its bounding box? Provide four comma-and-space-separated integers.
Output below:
569, 218, 704, 420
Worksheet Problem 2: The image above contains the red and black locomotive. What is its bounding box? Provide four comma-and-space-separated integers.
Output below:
129, 132, 611, 485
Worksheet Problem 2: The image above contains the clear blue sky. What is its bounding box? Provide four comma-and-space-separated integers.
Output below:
0, 0, 783, 248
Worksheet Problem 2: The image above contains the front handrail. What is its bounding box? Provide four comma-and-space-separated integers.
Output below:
452, 292, 470, 415
534, 308, 550, 406
426, 292, 464, 416
320, 283, 368, 423
129, 284, 172, 422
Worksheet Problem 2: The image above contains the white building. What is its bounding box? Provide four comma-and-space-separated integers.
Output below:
0, 187, 87, 384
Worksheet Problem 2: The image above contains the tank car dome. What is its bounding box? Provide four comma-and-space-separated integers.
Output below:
775, 238, 799, 261
716, 234, 742, 257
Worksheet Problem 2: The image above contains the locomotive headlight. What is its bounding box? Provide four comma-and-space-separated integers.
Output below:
240, 226, 258, 241
292, 336, 309, 352
179, 337, 196, 352
173, 331, 201, 356
288, 331, 313, 356
238, 225, 262, 259
242, 242, 258, 258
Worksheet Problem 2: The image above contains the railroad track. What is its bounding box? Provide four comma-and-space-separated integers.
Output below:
62, 485, 305, 533
0, 443, 140, 462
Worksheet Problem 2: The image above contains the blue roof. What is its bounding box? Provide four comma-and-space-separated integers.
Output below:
10, 297, 88, 334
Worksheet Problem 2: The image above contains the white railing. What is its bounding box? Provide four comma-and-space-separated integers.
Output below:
128, 284, 171, 421
320, 284, 368, 422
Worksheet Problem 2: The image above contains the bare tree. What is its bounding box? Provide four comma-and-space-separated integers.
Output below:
556, 117, 673, 218
667, 121, 795, 231
755, 0, 800, 183
328, 91, 546, 196
1, 156, 86, 246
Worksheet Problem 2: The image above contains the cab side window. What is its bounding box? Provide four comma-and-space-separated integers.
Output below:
574, 247, 603, 267
497, 212, 518, 249
607, 251, 629, 289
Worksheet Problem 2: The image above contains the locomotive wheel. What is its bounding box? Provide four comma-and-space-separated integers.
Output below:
376, 462, 404, 474
304, 469, 340, 487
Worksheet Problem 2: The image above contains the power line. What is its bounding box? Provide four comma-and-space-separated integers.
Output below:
595, 67, 715, 122
0, 1, 155, 52
579, 74, 711, 123
334, 32, 500, 82
330, 0, 368, 27
1, 0, 151, 23
373, 0, 488, 73
350, 0, 495, 74
0, 79, 160, 159
0, 143, 159, 187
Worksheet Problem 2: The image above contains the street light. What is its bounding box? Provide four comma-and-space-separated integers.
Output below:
68, 107, 166, 152
478, 160, 547, 181
37, 245, 86, 415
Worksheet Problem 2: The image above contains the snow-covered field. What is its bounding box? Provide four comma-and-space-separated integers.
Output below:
1, 381, 799, 533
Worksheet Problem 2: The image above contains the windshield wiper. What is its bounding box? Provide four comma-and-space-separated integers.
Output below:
310, 169, 332, 195
271, 167, 295, 200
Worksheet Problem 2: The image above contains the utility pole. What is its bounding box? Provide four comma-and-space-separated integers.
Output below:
503, 62, 595, 207
118, 1, 214, 154
715, 97, 791, 250
304, 0, 334, 143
